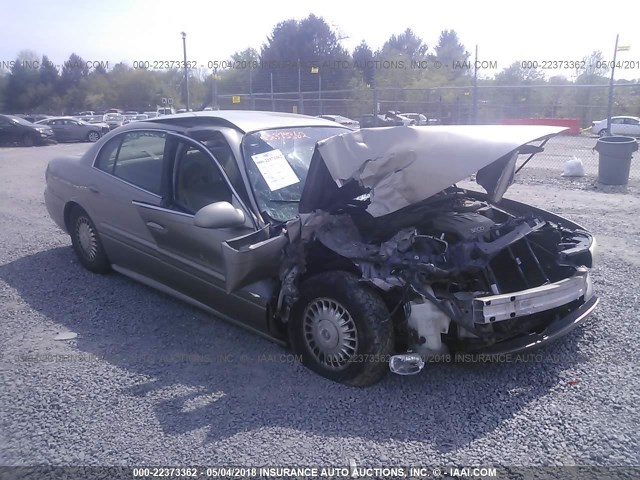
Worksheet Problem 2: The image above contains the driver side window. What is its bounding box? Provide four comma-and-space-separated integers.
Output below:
173, 143, 232, 214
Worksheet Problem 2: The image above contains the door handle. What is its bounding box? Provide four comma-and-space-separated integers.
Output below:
146, 221, 167, 233
88, 185, 100, 194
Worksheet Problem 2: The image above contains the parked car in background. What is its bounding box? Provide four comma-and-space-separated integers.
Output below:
0, 114, 56, 146
359, 114, 401, 128
104, 113, 125, 130
124, 111, 139, 115
36, 117, 104, 143
79, 111, 95, 116
317, 114, 360, 129
77, 116, 111, 134
403, 113, 427, 125
157, 107, 176, 116
43, 112, 597, 385
591, 116, 640, 137
384, 111, 416, 126
123, 114, 149, 125
16, 113, 51, 124
143, 111, 159, 118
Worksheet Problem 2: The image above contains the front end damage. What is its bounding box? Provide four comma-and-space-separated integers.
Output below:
223, 125, 598, 375
288, 190, 596, 371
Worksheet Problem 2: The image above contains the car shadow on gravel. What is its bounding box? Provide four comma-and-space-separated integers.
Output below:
1, 247, 588, 453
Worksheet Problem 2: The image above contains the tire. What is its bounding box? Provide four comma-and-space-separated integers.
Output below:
598, 129, 608, 137
288, 271, 393, 386
22, 134, 35, 147
87, 131, 100, 143
69, 207, 110, 273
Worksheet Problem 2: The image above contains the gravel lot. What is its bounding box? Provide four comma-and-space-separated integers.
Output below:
0, 143, 639, 472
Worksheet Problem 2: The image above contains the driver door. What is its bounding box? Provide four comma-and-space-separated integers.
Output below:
134, 135, 269, 331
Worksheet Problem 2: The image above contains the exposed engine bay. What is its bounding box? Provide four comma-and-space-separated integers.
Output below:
277, 186, 596, 361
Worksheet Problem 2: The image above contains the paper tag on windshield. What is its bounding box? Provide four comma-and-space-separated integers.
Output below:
251, 149, 299, 191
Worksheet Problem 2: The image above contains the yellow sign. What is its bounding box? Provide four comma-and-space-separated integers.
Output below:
311, 66, 319, 74
232, 95, 241, 104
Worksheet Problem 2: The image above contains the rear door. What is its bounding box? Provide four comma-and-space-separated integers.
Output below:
89, 130, 169, 280
67, 119, 85, 141
624, 117, 640, 136
610, 118, 625, 135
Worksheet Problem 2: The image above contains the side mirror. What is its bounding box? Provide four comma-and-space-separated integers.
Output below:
193, 201, 245, 229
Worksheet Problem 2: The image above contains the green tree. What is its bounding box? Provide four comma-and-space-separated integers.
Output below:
493, 61, 545, 117
59, 53, 91, 112
432, 30, 470, 80
575, 51, 610, 125
4, 50, 41, 112
258, 14, 352, 105
381, 28, 428, 60
352, 41, 375, 86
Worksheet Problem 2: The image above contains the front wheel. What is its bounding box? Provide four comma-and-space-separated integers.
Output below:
69, 207, 110, 273
289, 271, 394, 386
598, 129, 608, 137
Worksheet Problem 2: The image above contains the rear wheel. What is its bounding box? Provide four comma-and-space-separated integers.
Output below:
87, 131, 100, 142
289, 271, 393, 386
69, 207, 110, 273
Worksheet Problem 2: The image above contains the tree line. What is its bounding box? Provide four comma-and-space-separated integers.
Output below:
0, 14, 638, 125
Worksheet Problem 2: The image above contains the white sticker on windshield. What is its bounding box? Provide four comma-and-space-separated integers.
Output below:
251, 149, 299, 191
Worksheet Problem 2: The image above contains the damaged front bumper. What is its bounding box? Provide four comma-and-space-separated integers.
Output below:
471, 267, 593, 324
469, 294, 599, 355
390, 269, 598, 375
390, 295, 598, 375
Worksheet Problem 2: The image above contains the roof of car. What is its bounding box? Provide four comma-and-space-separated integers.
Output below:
144, 110, 340, 133
39, 116, 76, 121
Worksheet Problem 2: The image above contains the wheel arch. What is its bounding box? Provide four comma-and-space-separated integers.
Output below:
63, 201, 84, 232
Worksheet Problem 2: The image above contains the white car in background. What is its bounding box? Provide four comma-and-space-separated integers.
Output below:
403, 113, 427, 125
591, 116, 640, 137
317, 114, 360, 129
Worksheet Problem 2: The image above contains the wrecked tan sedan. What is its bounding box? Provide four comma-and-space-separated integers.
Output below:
45, 112, 598, 386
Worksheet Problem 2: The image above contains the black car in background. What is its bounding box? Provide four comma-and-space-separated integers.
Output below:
0, 114, 56, 146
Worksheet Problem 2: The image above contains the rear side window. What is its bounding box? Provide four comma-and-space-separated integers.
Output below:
95, 131, 167, 195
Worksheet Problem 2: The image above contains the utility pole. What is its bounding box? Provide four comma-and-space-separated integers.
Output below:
212, 68, 218, 110
249, 66, 255, 110
270, 72, 275, 111
606, 34, 619, 135
181, 32, 190, 111
472, 44, 478, 124
297, 58, 303, 114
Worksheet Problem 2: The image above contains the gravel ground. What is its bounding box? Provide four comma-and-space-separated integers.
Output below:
0, 143, 639, 471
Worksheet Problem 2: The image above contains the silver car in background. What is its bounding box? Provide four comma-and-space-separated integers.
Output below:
36, 117, 105, 143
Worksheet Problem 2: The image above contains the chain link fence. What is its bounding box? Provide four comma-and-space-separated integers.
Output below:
207, 76, 640, 181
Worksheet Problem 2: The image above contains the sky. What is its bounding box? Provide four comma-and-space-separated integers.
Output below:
1, 0, 639, 80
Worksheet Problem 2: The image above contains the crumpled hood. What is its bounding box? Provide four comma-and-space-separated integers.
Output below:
299, 125, 567, 217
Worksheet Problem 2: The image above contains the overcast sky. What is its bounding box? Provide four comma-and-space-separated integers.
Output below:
1, 0, 639, 80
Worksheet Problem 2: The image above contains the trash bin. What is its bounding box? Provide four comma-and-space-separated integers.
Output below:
594, 136, 638, 185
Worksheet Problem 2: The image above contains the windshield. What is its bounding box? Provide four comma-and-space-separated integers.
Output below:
242, 126, 349, 221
